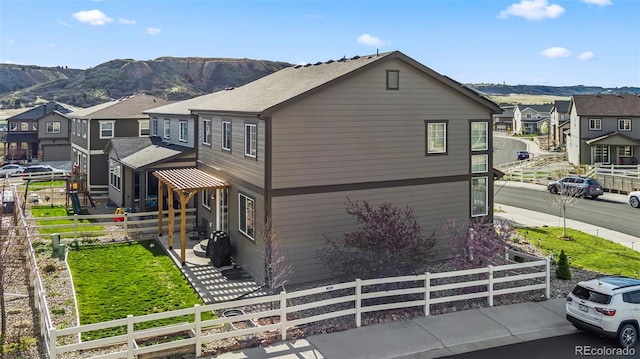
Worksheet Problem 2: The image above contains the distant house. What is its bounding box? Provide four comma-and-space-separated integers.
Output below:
3, 101, 76, 162
68, 94, 170, 196
512, 104, 553, 135
550, 100, 570, 148
566, 94, 640, 165
493, 105, 514, 133
154, 51, 501, 285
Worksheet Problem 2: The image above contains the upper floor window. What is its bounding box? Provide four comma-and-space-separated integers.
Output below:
82, 120, 87, 138
471, 154, 488, 173
21, 122, 29, 131
72, 119, 76, 135
471, 121, 488, 151
100, 121, 114, 139
179, 120, 188, 142
589, 118, 601, 131
202, 119, 211, 145
46, 121, 61, 134
222, 121, 232, 151
386, 70, 399, 90
618, 119, 631, 131
32, 122, 38, 131
245, 123, 257, 158
239, 193, 255, 240
425, 121, 448, 155
151, 118, 158, 136
526, 114, 532, 119
139, 120, 149, 137
163, 119, 170, 139
9, 122, 17, 131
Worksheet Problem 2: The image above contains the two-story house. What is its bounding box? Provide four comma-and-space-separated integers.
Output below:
512, 104, 553, 135
566, 94, 640, 165
550, 100, 570, 149
3, 101, 75, 162
68, 94, 170, 196
155, 51, 501, 285
493, 105, 514, 133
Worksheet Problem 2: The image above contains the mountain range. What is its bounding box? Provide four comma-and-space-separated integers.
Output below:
1, 58, 638, 109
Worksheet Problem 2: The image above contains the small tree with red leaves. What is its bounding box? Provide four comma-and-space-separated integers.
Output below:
444, 217, 514, 270
317, 198, 436, 280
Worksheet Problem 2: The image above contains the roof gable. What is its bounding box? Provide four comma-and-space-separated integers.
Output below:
570, 94, 640, 117
7, 101, 75, 121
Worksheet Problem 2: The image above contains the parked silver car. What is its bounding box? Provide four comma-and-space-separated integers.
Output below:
629, 191, 640, 208
547, 176, 604, 199
0, 164, 25, 177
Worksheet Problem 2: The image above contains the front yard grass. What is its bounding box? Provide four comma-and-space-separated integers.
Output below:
67, 239, 213, 340
519, 227, 640, 277
31, 205, 104, 238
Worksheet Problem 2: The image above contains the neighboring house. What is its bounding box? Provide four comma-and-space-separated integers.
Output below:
68, 94, 170, 196
566, 94, 640, 165
493, 105, 514, 133
550, 100, 570, 148
157, 51, 501, 285
3, 101, 76, 162
512, 104, 553, 135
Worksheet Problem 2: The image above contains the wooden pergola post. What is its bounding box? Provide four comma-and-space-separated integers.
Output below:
168, 189, 174, 249
158, 180, 164, 239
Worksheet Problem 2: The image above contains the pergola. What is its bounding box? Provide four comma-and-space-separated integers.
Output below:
153, 168, 227, 265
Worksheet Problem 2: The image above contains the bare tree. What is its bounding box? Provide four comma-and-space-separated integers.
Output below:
261, 216, 291, 293
444, 217, 514, 270
547, 178, 581, 238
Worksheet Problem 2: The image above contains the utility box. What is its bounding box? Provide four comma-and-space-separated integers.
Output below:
51, 233, 60, 250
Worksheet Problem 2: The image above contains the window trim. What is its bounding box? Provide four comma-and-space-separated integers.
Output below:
238, 192, 255, 240
9, 122, 17, 131
589, 118, 602, 131
202, 189, 212, 210
471, 176, 488, 217
471, 121, 488, 152
202, 119, 212, 146
138, 119, 150, 137
178, 120, 188, 142
163, 119, 170, 139
425, 120, 448, 155
386, 70, 399, 90
151, 118, 158, 136
82, 120, 87, 139
109, 160, 121, 191
99, 120, 115, 139
471, 154, 488, 174
244, 123, 257, 159
45, 121, 61, 134
618, 118, 631, 131
222, 120, 232, 151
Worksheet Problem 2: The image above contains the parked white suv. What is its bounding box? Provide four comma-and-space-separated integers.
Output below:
566, 276, 640, 348
629, 191, 640, 208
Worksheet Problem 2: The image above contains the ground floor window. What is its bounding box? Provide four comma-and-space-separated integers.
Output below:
593, 145, 610, 163
109, 160, 121, 190
471, 176, 487, 217
239, 193, 255, 240
218, 188, 228, 232
203, 189, 212, 210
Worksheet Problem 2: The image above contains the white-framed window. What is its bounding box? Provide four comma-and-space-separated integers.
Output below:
244, 123, 257, 158
386, 70, 399, 90
202, 119, 211, 145
151, 118, 158, 136
46, 121, 61, 134
21, 122, 29, 131
239, 193, 255, 240
163, 119, 170, 139
9, 122, 17, 131
471, 176, 488, 217
471, 154, 488, 173
109, 160, 121, 190
426, 121, 447, 154
618, 146, 633, 157
72, 119, 76, 135
589, 118, 601, 131
593, 145, 610, 163
471, 121, 488, 151
222, 121, 232, 151
139, 120, 149, 137
99, 121, 114, 139
618, 119, 631, 131
82, 120, 87, 138
179, 120, 188, 142
526, 113, 532, 119
202, 189, 212, 210
32, 122, 38, 131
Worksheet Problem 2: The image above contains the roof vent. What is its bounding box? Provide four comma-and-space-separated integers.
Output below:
351, 55, 360, 60
224, 87, 235, 91
325, 59, 334, 64
294, 64, 302, 69
338, 56, 346, 62
304, 63, 312, 67
314, 61, 322, 66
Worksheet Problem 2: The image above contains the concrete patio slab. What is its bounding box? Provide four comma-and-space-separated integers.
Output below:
479, 301, 568, 335
414, 310, 511, 347
211, 339, 324, 359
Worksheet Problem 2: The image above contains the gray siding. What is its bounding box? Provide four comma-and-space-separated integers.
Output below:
272, 182, 469, 284
154, 116, 196, 148
270, 59, 491, 189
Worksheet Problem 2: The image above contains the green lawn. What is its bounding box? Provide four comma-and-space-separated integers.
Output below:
519, 227, 640, 277
31, 205, 104, 238
67, 240, 213, 340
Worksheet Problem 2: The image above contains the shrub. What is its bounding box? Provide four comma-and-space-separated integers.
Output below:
556, 249, 572, 280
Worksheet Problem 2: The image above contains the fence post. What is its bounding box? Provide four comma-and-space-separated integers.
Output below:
280, 290, 287, 341
124, 213, 129, 239
519, 169, 524, 182
194, 304, 201, 357
488, 265, 494, 306
355, 278, 362, 327
49, 327, 57, 359
545, 257, 551, 299
73, 214, 78, 240
424, 272, 430, 316
127, 314, 134, 359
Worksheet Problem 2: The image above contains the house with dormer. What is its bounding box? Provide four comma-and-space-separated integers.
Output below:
566, 94, 640, 165
152, 51, 501, 285
512, 103, 553, 135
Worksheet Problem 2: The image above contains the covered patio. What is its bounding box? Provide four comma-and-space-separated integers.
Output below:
585, 132, 640, 165
153, 168, 227, 265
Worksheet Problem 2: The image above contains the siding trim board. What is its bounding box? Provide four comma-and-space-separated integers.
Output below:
270, 174, 470, 197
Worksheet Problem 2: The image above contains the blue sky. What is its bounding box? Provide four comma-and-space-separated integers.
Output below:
1, 0, 638, 87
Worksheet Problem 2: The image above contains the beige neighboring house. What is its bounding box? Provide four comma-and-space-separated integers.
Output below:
157, 50, 502, 285
512, 104, 553, 135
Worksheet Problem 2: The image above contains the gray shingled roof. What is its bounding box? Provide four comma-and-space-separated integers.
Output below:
516, 104, 554, 113
553, 100, 570, 113
68, 94, 171, 120
571, 94, 640, 117
108, 137, 193, 169
189, 51, 501, 115
7, 101, 75, 121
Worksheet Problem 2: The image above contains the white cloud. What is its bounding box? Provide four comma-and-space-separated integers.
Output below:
357, 34, 385, 47
72, 9, 113, 25
498, 0, 565, 20
541, 47, 571, 58
119, 18, 136, 25
147, 27, 161, 35
582, 0, 612, 6
578, 51, 595, 60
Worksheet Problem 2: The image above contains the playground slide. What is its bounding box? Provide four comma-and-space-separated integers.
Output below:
70, 192, 82, 214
